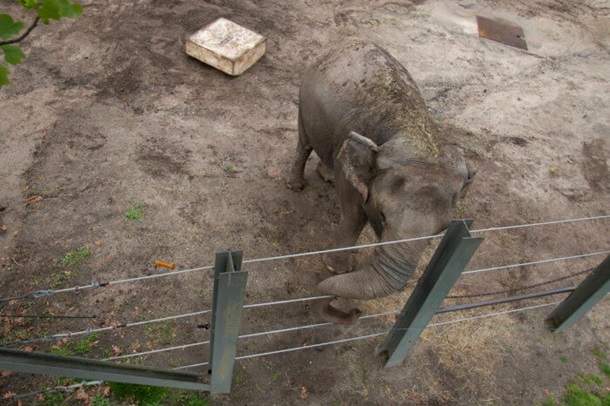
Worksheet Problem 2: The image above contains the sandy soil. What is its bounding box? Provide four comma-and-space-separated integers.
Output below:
1, 0, 609, 404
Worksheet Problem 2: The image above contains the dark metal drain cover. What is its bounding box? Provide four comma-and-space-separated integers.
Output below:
476, 15, 528, 50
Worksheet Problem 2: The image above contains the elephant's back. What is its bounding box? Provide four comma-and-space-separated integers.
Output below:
304, 38, 417, 97
299, 38, 439, 160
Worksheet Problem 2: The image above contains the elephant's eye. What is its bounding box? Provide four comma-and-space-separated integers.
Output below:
380, 212, 386, 224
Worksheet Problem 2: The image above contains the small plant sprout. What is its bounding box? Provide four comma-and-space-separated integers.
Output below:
223, 163, 235, 174
61, 247, 90, 267
124, 202, 147, 221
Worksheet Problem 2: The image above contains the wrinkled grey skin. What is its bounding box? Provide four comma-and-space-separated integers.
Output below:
287, 39, 474, 324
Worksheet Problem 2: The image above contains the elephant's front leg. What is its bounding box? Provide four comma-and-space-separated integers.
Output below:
323, 201, 367, 274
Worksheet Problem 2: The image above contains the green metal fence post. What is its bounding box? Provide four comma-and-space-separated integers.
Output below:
380, 220, 483, 368
208, 251, 248, 394
0, 348, 210, 390
548, 254, 610, 332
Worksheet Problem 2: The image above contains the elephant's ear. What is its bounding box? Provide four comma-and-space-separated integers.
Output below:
338, 131, 379, 202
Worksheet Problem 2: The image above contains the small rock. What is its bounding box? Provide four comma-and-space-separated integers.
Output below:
266, 167, 281, 178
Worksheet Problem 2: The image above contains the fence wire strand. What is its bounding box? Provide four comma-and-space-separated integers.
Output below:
7, 250, 605, 347
103, 341, 211, 361
450, 267, 593, 299
9, 310, 212, 347
462, 251, 609, 276
1, 214, 608, 385
108, 311, 402, 362
176, 299, 566, 370
471, 215, 610, 234
240, 215, 610, 265
176, 292, 610, 371
1, 215, 607, 304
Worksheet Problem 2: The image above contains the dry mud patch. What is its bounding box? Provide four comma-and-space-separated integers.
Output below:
0, 0, 609, 404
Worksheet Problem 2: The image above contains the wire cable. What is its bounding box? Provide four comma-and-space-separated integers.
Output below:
0, 314, 96, 319
239, 253, 606, 310
1, 215, 607, 303
175, 299, 564, 370
463, 251, 608, 276
7, 310, 211, 347
243, 295, 334, 309
110, 311, 401, 362
440, 288, 573, 313
103, 341, 210, 361
471, 215, 610, 234
11, 249, 605, 347
429, 301, 562, 328
450, 268, 593, 299
241, 215, 610, 265
78, 291, 610, 368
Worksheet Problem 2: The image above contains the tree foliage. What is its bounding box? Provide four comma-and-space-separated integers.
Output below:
0, 0, 83, 87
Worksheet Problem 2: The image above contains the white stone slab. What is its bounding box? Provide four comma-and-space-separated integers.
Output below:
185, 18, 266, 76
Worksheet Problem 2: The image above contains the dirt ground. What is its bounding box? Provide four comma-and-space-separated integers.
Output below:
1, 0, 609, 404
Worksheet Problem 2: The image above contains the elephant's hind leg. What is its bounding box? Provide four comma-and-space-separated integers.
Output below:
316, 161, 334, 183
287, 111, 313, 191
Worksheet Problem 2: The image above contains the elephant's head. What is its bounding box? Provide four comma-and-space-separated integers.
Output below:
316, 132, 474, 323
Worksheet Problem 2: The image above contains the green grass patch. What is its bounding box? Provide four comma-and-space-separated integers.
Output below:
43, 389, 68, 405
578, 372, 604, 386
563, 383, 609, 406
124, 202, 148, 221
61, 247, 90, 266
91, 392, 112, 406
592, 349, 610, 379
50, 268, 78, 289
540, 349, 610, 405
599, 362, 610, 379
51, 333, 100, 356
223, 163, 236, 174
145, 319, 176, 345
107, 382, 169, 405
107, 382, 209, 405
593, 349, 608, 361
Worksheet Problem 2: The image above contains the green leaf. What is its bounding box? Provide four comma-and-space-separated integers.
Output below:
58, 0, 83, 18
0, 65, 10, 87
38, 0, 61, 23
1, 45, 26, 65
38, 0, 83, 23
18, 0, 39, 10
0, 14, 25, 40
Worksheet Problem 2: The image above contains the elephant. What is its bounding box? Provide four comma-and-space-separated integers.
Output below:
287, 38, 474, 324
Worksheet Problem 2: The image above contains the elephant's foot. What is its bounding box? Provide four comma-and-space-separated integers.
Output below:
312, 297, 361, 325
316, 161, 334, 183
286, 176, 306, 192
323, 250, 354, 274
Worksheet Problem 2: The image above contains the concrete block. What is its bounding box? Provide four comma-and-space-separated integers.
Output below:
185, 18, 266, 76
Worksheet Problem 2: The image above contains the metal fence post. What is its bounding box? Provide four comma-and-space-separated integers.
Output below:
0, 348, 210, 391
208, 251, 248, 394
380, 220, 483, 368
548, 254, 610, 332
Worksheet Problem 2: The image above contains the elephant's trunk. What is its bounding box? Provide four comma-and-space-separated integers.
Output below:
317, 237, 426, 300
